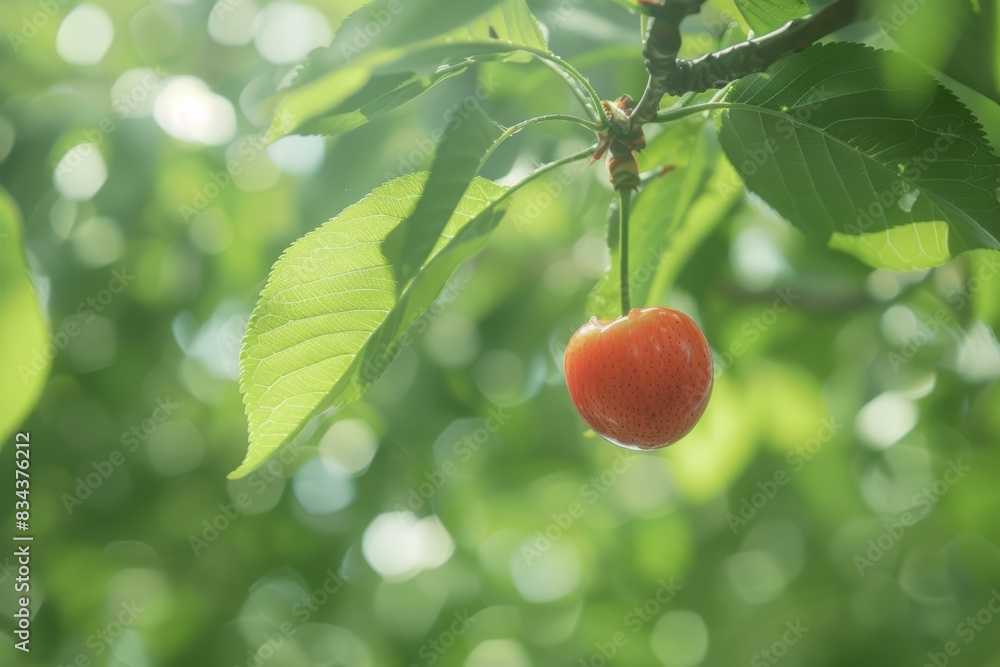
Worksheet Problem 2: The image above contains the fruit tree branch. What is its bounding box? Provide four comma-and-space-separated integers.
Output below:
627, 0, 866, 130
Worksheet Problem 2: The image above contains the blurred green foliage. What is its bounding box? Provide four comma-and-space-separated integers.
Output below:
2, 1, 1000, 667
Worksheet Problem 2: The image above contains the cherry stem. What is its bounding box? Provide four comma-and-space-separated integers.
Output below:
618, 187, 632, 316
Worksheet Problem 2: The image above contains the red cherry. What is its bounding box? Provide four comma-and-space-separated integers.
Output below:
563, 306, 713, 449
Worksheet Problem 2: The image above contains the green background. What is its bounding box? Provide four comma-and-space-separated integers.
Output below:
2, 1, 1000, 666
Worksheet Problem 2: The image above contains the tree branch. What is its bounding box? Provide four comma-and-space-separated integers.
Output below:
629, 0, 706, 129
627, 0, 866, 130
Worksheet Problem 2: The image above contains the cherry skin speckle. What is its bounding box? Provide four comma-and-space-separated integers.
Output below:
563, 306, 713, 450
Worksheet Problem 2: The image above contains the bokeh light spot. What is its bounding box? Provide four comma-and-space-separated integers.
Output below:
731, 226, 788, 291
253, 3, 332, 64
725, 550, 787, 603
510, 540, 580, 603
955, 322, 1000, 382
146, 419, 205, 476
855, 392, 917, 450
425, 311, 481, 368
208, 0, 258, 45
866, 268, 902, 301
474, 350, 526, 406
293, 457, 355, 515
879, 305, 919, 346
154, 76, 236, 146
267, 135, 326, 176
572, 232, 610, 279
318, 419, 379, 476
53, 144, 107, 201
362, 512, 455, 580
188, 210, 233, 255
72, 216, 124, 268
651, 610, 709, 667
56, 4, 114, 65
465, 639, 532, 667
111, 68, 163, 119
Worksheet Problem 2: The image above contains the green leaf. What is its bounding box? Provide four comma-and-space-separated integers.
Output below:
233, 129, 593, 477
732, 0, 808, 35
645, 145, 743, 302
0, 188, 50, 446
383, 105, 503, 284
874, 0, 1000, 107
587, 118, 740, 318
290, 0, 506, 87
268, 0, 547, 140
826, 222, 952, 271
233, 174, 508, 478
717, 41, 1000, 271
